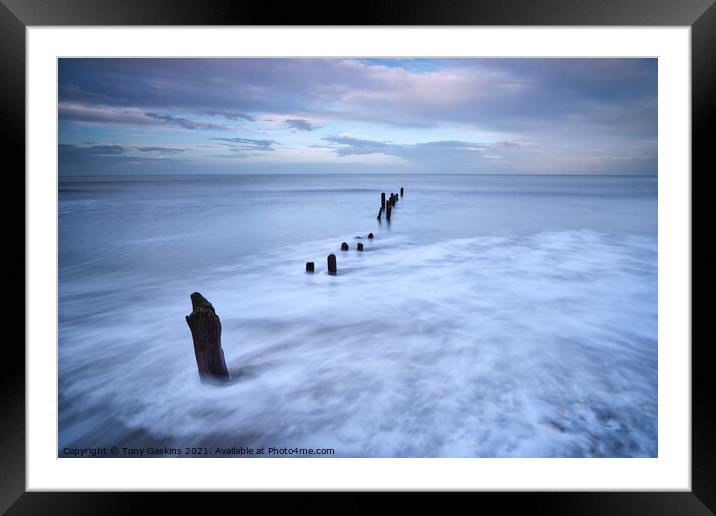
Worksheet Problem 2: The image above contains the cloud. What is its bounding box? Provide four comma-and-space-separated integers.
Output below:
322, 135, 487, 158
81, 144, 127, 155
318, 134, 656, 174
145, 113, 227, 130
58, 58, 656, 145
59, 103, 159, 126
60, 144, 187, 155
414, 140, 487, 151
59, 82, 128, 105
285, 118, 315, 131
202, 109, 255, 122
59, 102, 230, 131
59, 143, 177, 175
134, 146, 187, 154
58, 58, 657, 134
211, 137, 276, 152
58, 58, 657, 175
322, 135, 392, 155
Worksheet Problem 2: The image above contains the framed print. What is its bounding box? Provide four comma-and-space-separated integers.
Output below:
5, 0, 714, 512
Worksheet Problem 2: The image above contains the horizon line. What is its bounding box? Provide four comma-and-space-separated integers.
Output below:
59, 172, 658, 178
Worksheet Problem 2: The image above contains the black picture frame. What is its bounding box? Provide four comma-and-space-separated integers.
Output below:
4, 0, 713, 513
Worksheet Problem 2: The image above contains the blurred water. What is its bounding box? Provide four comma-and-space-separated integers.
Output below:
59, 174, 657, 457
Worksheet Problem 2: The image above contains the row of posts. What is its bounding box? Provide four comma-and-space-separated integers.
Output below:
308, 186, 404, 275
187, 186, 405, 382
306, 233, 372, 275
377, 187, 403, 222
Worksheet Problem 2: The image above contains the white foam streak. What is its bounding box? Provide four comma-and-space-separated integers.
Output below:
60, 225, 656, 457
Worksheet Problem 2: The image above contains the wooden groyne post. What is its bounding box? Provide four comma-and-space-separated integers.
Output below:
341, 242, 349, 251
185, 292, 230, 383
357, 242, 364, 251
327, 254, 337, 275
400, 187, 404, 197
381, 192, 386, 210
386, 202, 392, 221
305, 261, 315, 272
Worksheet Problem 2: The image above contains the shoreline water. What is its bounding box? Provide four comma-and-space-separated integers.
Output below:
59, 173, 657, 457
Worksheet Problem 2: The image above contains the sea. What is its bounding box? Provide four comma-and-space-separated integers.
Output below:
58, 173, 658, 457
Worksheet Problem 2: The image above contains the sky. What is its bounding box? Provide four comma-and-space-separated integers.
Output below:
58, 58, 657, 176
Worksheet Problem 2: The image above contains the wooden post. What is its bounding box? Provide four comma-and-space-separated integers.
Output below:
400, 187, 404, 197
341, 242, 349, 251
386, 202, 392, 221
305, 261, 314, 272
357, 242, 364, 251
368, 233, 374, 239
327, 254, 337, 275
381, 192, 386, 210
185, 292, 230, 383
377, 207, 382, 220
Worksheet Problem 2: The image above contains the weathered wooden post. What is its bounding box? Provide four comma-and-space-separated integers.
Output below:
368, 232, 374, 239
386, 202, 392, 221
381, 192, 386, 210
377, 207, 382, 220
305, 261, 314, 272
185, 292, 230, 383
341, 242, 349, 251
400, 187, 404, 197
327, 254, 337, 275
357, 242, 364, 251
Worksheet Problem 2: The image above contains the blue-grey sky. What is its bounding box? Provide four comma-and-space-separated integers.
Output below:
58, 58, 657, 175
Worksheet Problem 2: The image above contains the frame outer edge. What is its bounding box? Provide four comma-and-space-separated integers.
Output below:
0, 0, 715, 26
691, 1, 716, 513
0, 0, 27, 513
3, 0, 713, 512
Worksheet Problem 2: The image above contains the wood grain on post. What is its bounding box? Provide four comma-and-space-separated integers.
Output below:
185, 292, 230, 382
327, 254, 337, 275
